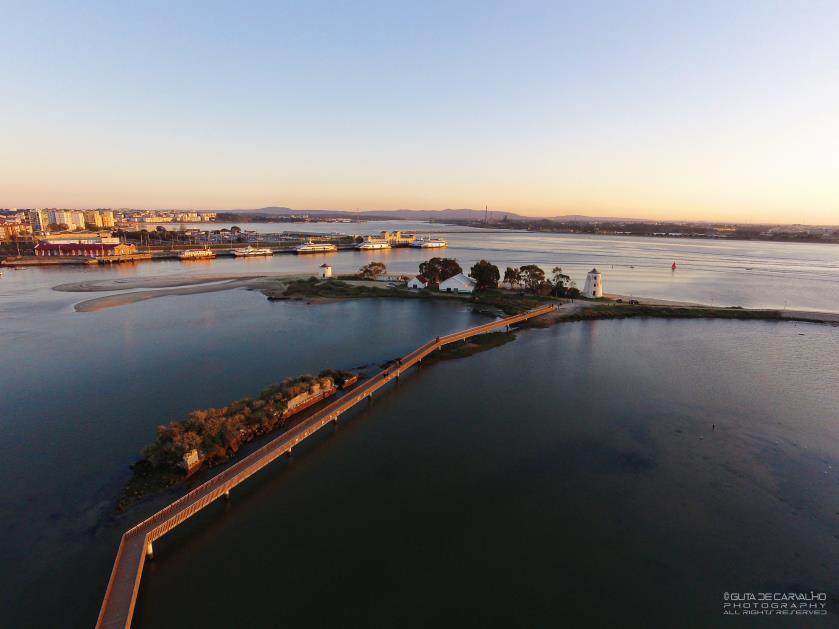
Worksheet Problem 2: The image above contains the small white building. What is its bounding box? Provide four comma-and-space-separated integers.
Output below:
407, 275, 429, 289
320, 263, 332, 279
439, 273, 477, 294
582, 268, 603, 298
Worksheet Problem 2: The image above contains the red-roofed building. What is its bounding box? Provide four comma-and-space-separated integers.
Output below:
407, 275, 429, 289
34, 242, 137, 257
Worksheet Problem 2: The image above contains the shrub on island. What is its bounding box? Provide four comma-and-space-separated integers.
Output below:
140, 370, 357, 475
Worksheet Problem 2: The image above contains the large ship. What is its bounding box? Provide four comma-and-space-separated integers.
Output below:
410, 236, 448, 249
179, 248, 216, 260
232, 246, 273, 257
295, 241, 338, 254
356, 237, 391, 250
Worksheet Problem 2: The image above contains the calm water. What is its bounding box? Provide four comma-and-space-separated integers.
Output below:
0, 228, 838, 627
130, 319, 839, 628
33, 220, 839, 311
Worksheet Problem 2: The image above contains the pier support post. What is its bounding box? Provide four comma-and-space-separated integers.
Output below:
146, 541, 154, 559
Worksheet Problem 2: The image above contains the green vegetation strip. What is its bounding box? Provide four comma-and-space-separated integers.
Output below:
567, 304, 783, 321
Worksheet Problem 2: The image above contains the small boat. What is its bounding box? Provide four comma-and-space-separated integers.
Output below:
356, 239, 391, 250
232, 246, 273, 257
179, 248, 216, 260
410, 236, 448, 249
295, 241, 338, 254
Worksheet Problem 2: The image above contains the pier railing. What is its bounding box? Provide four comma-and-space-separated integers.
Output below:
96, 303, 556, 628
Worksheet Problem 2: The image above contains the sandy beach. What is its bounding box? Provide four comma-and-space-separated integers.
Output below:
53, 273, 298, 293
54, 273, 311, 312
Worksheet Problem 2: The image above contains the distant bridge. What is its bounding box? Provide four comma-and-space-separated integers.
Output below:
96, 304, 556, 628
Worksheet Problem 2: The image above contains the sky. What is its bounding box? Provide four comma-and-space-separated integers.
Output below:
1, 1, 838, 223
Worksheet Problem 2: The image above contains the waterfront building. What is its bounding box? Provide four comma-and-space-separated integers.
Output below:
84, 210, 102, 229
100, 210, 116, 228
83, 210, 107, 229
379, 230, 416, 245
35, 242, 137, 257
42, 234, 119, 245
320, 264, 333, 278
0, 223, 33, 242
583, 269, 603, 298
407, 275, 429, 289
28, 209, 50, 234
439, 273, 477, 293
51, 210, 87, 231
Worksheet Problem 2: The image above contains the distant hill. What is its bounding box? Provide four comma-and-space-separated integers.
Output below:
548, 214, 651, 223
224, 206, 651, 223
360, 208, 527, 221
226, 207, 528, 220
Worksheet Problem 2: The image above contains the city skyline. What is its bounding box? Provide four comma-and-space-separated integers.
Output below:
2, 1, 838, 223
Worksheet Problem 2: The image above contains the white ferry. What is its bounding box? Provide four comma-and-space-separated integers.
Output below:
295, 241, 338, 254
232, 246, 273, 257
410, 237, 448, 249
356, 239, 391, 250
179, 248, 216, 260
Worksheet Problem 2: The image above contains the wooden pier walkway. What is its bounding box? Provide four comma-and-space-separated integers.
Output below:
96, 304, 556, 628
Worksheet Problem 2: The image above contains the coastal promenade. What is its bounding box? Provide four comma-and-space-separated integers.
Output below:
96, 304, 556, 628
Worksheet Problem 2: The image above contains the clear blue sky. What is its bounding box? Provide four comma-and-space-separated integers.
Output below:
2, 1, 838, 222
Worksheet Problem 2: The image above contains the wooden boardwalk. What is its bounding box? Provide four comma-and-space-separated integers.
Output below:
96, 304, 556, 628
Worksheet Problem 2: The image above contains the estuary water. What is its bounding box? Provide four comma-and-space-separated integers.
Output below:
0, 227, 837, 627
35, 220, 839, 311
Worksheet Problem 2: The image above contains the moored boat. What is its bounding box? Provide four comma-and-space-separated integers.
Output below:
356, 238, 391, 250
410, 237, 448, 248
295, 241, 338, 254
179, 248, 216, 260
233, 246, 274, 257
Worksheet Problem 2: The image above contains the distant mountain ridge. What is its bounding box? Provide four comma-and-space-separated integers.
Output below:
225, 206, 646, 222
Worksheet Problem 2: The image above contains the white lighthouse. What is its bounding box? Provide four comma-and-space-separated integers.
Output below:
320, 263, 332, 279
582, 268, 603, 298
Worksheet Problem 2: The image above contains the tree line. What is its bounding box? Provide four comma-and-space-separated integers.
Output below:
356, 257, 580, 297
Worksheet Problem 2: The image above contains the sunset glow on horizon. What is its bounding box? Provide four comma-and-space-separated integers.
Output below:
2, 1, 838, 224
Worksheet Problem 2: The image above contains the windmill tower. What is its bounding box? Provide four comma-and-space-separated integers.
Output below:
583, 269, 603, 298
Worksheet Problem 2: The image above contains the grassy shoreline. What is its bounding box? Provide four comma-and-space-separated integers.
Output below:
266, 277, 824, 324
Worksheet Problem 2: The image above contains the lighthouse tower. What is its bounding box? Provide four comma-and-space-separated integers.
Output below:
582, 268, 603, 298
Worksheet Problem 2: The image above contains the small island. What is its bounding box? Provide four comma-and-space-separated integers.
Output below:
121, 369, 358, 510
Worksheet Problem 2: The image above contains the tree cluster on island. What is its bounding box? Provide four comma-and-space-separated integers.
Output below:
411, 257, 579, 297
419, 257, 463, 284
140, 370, 356, 474
502, 265, 579, 297
358, 261, 387, 279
